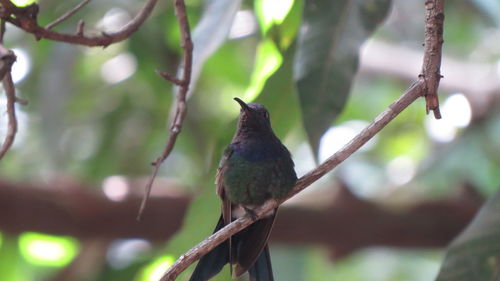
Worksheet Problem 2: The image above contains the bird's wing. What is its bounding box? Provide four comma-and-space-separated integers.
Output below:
215, 145, 235, 273
216, 146, 233, 226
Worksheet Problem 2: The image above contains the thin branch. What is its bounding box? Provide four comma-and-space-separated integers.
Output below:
137, 0, 193, 220
0, 0, 158, 47
159, 0, 446, 279
45, 0, 92, 30
157, 70, 184, 86
421, 0, 445, 119
0, 19, 19, 159
0, 68, 17, 159
0, 43, 15, 81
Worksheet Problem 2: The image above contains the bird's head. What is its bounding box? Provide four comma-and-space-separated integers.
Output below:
234, 97, 273, 136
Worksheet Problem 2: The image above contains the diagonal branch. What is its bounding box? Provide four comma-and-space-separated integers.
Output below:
0, 0, 158, 47
159, 0, 446, 280
137, 0, 193, 220
45, 0, 92, 30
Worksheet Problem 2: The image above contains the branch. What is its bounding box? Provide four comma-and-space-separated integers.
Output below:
45, 0, 92, 30
0, 19, 20, 159
272, 182, 482, 259
137, 0, 193, 220
0, 0, 158, 46
0, 179, 482, 254
160, 1, 446, 279
0, 179, 190, 241
421, 0, 445, 118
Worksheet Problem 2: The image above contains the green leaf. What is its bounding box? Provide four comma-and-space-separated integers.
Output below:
183, 0, 243, 96
293, 0, 391, 154
243, 39, 283, 102
255, 44, 300, 139
255, 0, 295, 34
435, 191, 500, 281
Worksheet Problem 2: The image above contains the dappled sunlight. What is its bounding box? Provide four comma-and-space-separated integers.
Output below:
19, 233, 79, 267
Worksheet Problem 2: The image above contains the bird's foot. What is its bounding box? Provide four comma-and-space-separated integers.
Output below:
243, 207, 258, 221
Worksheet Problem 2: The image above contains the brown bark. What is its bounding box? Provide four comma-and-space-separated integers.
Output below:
0, 179, 481, 258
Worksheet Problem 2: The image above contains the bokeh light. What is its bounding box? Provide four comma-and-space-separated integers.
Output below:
11, 48, 31, 84
386, 156, 416, 186
425, 93, 471, 142
10, 0, 36, 7
19, 233, 79, 267
107, 239, 151, 268
96, 8, 132, 32
138, 255, 175, 281
102, 175, 130, 201
319, 120, 377, 162
100, 53, 138, 84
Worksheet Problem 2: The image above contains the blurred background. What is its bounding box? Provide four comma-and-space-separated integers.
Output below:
1, 0, 500, 280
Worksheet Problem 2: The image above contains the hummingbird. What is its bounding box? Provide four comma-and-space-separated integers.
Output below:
189, 98, 297, 281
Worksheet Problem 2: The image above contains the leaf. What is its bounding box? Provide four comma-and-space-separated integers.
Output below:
243, 39, 283, 102
255, 44, 300, 139
435, 191, 500, 281
293, 0, 391, 154
254, 0, 295, 34
180, 0, 243, 97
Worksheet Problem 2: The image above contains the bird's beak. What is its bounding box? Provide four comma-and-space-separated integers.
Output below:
234, 97, 251, 111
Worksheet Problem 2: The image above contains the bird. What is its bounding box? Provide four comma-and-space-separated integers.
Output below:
188, 97, 297, 281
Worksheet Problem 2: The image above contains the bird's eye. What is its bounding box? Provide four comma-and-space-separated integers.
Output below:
264, 111, 269, 119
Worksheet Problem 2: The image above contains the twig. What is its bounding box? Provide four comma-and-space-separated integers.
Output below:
0, 0, 158, 47
0, 67, 17, 159
421, 0, 445, 119
159, 0, 446, 279
0, 44, 15, 81
45, 0, 92, 30
0, 19, 19, 159
76, 20, 85, 36
137, 0, 193, 220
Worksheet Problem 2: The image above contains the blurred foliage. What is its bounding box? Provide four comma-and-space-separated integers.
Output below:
435, 191, 500, 281
293, 0, 391, 154
0, 0, 499, 280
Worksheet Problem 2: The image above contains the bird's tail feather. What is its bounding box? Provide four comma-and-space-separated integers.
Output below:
188, 216, 229, 281
189, 214, 275, 281
248, 244, 274, 281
